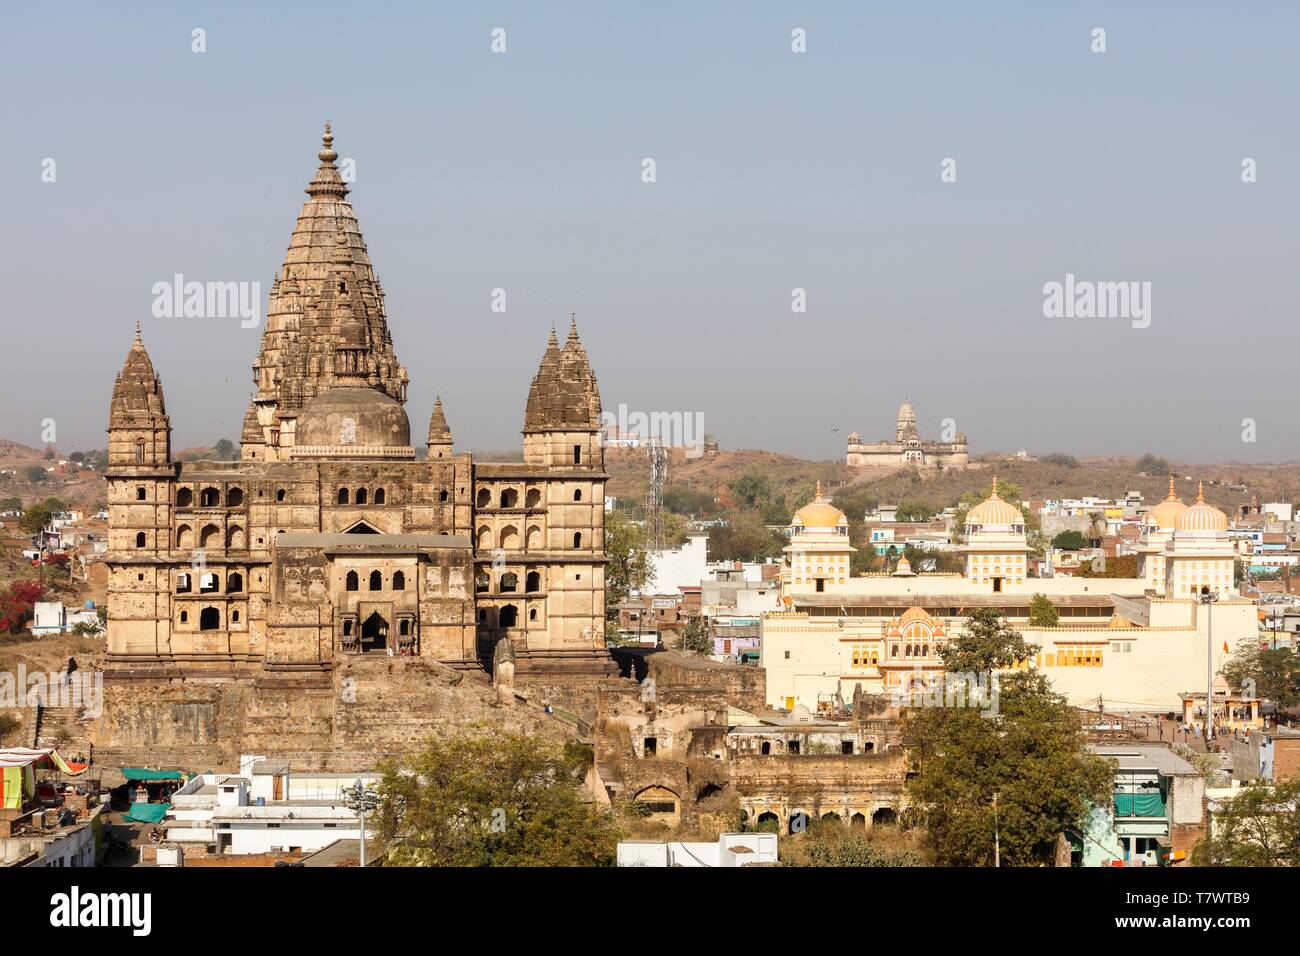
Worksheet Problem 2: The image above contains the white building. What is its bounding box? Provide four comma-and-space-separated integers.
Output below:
644, 534, 709, 595
164, 757, 376, 856
762, 479, 1256, 713
617, 832, 778, 867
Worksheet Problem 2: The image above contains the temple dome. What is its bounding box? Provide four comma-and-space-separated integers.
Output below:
1176, 482, 1228, 533
966, 478, 1023, 527
294, 385, 412, 453
1147, 476, 1187, 530
792, 481, 847, 530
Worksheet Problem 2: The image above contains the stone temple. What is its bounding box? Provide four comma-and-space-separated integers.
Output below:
97, 126, 616, 768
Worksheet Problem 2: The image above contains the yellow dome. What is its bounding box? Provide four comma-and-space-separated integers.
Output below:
1146, 476, 1187, 529
966, 477, 1024, 527
1176, 481, 1228, 532
792, 481, 847, 529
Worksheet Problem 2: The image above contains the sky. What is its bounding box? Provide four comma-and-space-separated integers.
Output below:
1, 1, 1297, 462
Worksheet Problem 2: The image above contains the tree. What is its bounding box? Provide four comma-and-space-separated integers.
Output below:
213, 438, 237, 460
902, 609, 1113, 866
23, 465, 46, 483
728, 469, 774, 509
1028, 593, 1059, 627
0, 580, 43, 633
1192, 779, 1300, 866
1041, 453, 1079, 468
1136, 453, 1170, 476
1078, 554, 1138, 578
1221, 644, 1300, 708
676, 615, 712, 655
373, 730, 620, 866
605, 511, 650, 639
707, 513, 784, 563
1050, 530, 1087, 551
789, 818, 924, 867
895, 501, 934, 522
19, 502, 53, 537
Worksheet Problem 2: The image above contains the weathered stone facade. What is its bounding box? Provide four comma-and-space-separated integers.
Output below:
98, 126, 616, 766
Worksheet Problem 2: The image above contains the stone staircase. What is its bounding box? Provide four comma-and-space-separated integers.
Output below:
33, 703, 95, 757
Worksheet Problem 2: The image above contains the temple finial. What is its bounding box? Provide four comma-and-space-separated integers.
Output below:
568, 313, 579, 341
319, 122, 336, 164
1196, 480, 1205, 504
547, 325, 558, 348
991, 474, 1000, 498
815, 479, 823, 499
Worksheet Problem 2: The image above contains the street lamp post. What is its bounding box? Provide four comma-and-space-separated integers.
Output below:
1200, 589, 1218, 742
342, 778, 379, 867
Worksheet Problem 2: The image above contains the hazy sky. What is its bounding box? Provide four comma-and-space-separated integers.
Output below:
2, 2, 1297, 462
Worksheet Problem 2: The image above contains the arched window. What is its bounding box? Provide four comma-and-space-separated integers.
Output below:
526, 571, 541, 593
529, 608, 538, 621
200, 572, 218, 594
227, 572, 243, 593
500, 572, 518, 592
374, 488, 386, 505
573, 532, 583, 548
176, 573, 191, 594
346, 571, 359, 592
137, 487, 146, 501
500, 525, 519, 549
177, 525, 193, 549
573, 489, 583, 501
135, 532, 146, 548
369, 570, 382, 591
180, 611, 188, 624
276, 489, 286, 502
231, 610, 240, 623
338, 488, 349, 505
500, 605, 518, 628
399, 619, 410, 636
200, 487, 219, 507
199, 607, 220, 631
526, 526, 541, 549
356, 488, 368, 505
475, 571, 489, 593
176, 488, 193, 507
525, 488, 541, 508
392, 570, 405, 590
199, 524, 219, 548
477, 526, 492, 549
227, 525, 245, 549
439, 489, 449, 502
501, 489, 518, 508
343, 620, 353, 636
476, 488, 491, 508
227, 487, 244, 507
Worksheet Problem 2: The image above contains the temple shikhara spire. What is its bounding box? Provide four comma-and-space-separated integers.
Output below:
244, 123, 408, 460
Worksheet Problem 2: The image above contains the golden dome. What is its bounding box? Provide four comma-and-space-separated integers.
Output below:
966, 477, 1023, 527
1146, 475, 1187, 529
1176, 481, 1228, 532
792, 480, 848, 529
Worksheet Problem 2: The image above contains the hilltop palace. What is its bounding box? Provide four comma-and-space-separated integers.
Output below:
98, 126, 615, 767
845, 400, 969, 470
763, 479, 1253, 712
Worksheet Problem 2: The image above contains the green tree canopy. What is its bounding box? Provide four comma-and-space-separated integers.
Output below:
1192, 778, 1300, 866
605, 511, 650, 638
707, 512, 785, 563
895, 501, 935, 522
1028, 593, 1060, 627
374, 730, 619, 866
903, 610, 1112, 866
1050, 530, 1087, 551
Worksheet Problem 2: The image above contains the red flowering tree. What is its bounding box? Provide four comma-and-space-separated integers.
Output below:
0, 580, 43, 633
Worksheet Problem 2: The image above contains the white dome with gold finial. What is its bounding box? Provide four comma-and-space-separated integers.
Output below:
792, 480, 848, 531
1176, 481, 1228, 533
965, 476, 1024, 529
